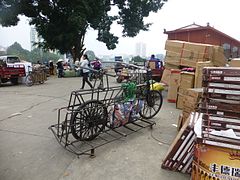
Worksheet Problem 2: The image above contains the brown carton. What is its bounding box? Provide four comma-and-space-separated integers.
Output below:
176, 93, 184, 109
149, 61, 156, 69
194, 61, 213, 88
229, 58, 240, 67
212, 46, 227, 67
167, 69, 181, 103
161, 68, 171, 85
179, 72, 195, 89
186, 88, 203, 99
164, 62, 180, 70
165, 40, 184, 53
165, 51, 181, 66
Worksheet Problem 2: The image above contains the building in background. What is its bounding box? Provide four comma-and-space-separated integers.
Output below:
0, 45, 7, 55
135, 42, 146, 57
30, 27, 42, 51
164, 23, 240, 59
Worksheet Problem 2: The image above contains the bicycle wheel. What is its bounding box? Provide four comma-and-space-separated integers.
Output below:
139, 90, 163, 119
25, 74, 34, 87
70, 100, 108, 141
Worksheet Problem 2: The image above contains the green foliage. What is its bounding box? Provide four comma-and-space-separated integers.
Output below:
131, 55, 146, 62
6, 42, 62, 63
0, 0, 167, 61
7, 42, 30, 60
85, 50, 96, 61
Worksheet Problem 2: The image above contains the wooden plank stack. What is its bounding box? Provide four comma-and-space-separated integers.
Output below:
161, 113, 202, 174
199, 67, 240, 150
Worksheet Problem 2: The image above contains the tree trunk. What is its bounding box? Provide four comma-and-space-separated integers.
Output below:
71, 24, 88, 63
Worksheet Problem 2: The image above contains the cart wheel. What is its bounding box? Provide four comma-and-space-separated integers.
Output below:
70, 100, 108, 141
139, 90, 163, 119
10, 78, 18, 85
25, 74, 34, 86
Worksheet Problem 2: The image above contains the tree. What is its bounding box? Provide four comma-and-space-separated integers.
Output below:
131, 55, 146, 62
7, 42, 30, 61
85, 50, 96, 61
6, 42, 62, 62
0, 0, 167, 61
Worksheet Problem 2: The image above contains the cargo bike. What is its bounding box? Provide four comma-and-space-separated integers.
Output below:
49, 64, 163, 157
25, 65, 47, 86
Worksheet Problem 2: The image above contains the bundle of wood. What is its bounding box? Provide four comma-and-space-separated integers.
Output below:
199, 67, 240, 149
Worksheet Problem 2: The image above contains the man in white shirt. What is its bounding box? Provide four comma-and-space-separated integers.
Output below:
80, 54, 93, 89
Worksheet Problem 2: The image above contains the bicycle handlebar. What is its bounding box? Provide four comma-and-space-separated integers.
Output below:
78, 66, 116, 77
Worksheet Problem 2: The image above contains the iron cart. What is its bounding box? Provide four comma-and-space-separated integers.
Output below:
49, 64, 163, 157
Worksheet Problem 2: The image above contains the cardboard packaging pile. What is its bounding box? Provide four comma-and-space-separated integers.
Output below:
162, 67, 240, 179
164, 40, 226, 68
199, 67, 240, 149
166, 69, 181, 102
177, 72, 195, 109
162, 40, 225, 103
192, 67, 240, 180
178, 88, 203, 130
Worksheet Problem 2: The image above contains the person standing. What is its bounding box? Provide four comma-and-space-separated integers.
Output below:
80, 54, 93, 89
56, 59, 64, 78
49, 60, 54, 75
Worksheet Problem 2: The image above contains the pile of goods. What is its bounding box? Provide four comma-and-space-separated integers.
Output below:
161, 67, 240, 180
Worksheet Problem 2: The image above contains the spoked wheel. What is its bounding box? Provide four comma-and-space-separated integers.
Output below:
70, 100, 108, 141
139, 90, 163, 119
25, 74, 34, 87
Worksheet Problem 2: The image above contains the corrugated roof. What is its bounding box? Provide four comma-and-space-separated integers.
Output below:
164, 23, 240, 45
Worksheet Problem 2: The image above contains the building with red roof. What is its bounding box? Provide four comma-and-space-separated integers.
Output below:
164, 23, 240, 59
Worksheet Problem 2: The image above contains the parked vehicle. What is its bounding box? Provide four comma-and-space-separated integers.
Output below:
25, 65, 47, 87
0, 59, 26, 86
0, 55, 21, 65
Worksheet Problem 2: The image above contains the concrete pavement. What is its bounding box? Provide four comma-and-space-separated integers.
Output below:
0, 76, 190, 180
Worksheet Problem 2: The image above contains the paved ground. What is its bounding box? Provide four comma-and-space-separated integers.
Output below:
0, 76, 190, 180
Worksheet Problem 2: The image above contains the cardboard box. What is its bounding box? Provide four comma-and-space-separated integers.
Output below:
176, 93, 184, 109
229, 59, 240, 67
186, 88, 203, 99
164, 62, 180, 70
167, 69, 181, 103
192, 144, 240, 180
165, 51, 181, 66
212, 46, 227, 67
179, 72, 195, 89
165, 40, 184, 53
194, 61, 213, 88
161, 68, 171, 85
149, 61, 156, 69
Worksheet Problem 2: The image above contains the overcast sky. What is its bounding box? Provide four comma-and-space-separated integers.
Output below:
0, 0, 240, 56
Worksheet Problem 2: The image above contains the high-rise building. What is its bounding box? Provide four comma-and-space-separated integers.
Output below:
30, 27, 39, 51
135, 42, 146, 57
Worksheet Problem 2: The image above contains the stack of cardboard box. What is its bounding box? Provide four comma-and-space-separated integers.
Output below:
178, 88, 203, 130
166, 69, 181, 102
164, 40, 226, 68
176, 72, 195, 109
162, 40, 226, 106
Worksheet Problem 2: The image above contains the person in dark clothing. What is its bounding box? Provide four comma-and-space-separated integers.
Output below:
49, 60, 54, 75
56, 59, 64, 78
80, 54, 93, 89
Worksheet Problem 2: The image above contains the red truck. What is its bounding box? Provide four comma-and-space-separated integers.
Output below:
0, 59, 26, 86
